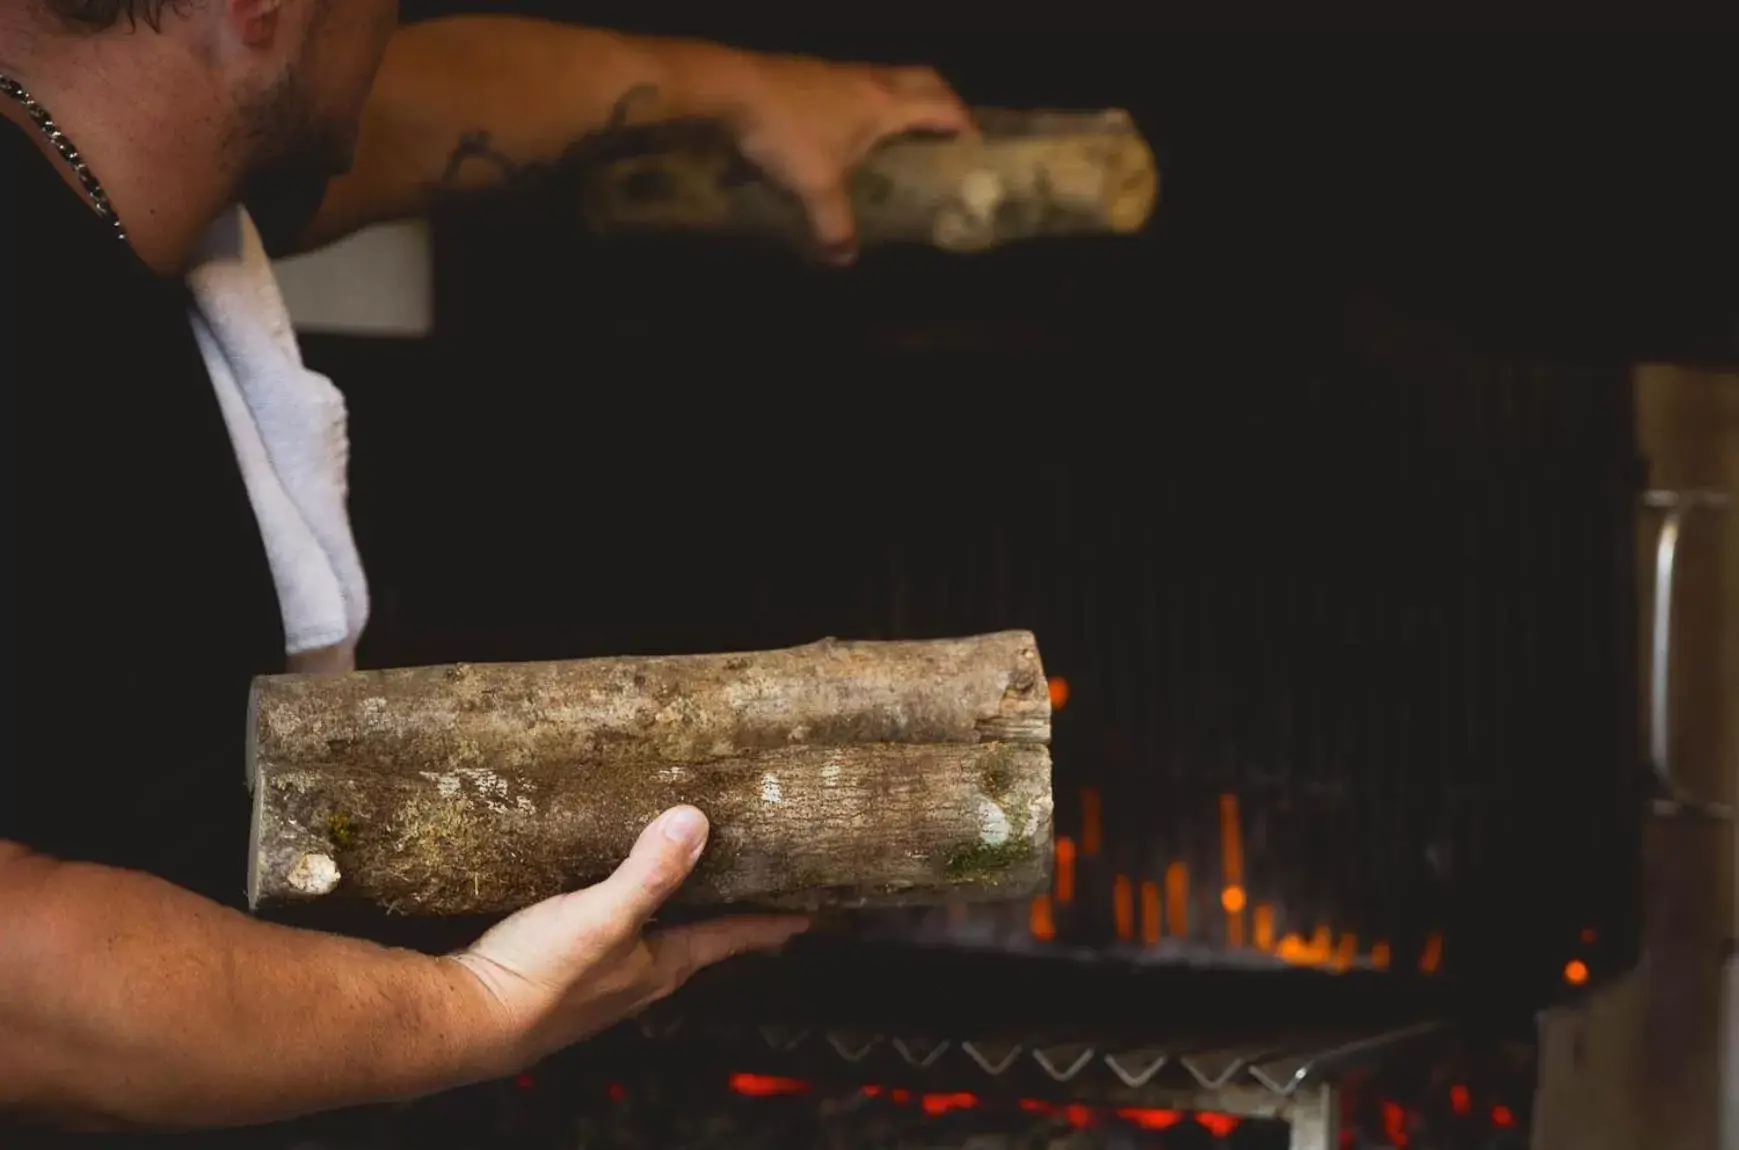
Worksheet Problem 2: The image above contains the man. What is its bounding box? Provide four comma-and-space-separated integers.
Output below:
0, 0, 971, 1133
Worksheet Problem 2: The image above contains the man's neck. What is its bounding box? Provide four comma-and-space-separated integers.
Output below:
0, 45, 244, 275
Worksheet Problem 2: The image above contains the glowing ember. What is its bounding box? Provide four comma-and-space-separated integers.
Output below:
920, 1092, 979, 1116
1116, 1108, 1183, 1130
727, 1073, 810, 1097
1197, 1112, 1241, 1138
1381, 1099, 1409, 1146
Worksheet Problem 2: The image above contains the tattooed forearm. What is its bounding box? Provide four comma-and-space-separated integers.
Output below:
430, 83, 664, 199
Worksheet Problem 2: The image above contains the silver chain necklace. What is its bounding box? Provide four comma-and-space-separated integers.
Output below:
0, 71, 128, 242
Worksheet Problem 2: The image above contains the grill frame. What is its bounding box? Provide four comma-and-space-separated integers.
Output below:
303, 292, 1649, 1054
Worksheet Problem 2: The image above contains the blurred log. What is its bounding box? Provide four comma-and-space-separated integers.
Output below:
577, 108, 1159, 254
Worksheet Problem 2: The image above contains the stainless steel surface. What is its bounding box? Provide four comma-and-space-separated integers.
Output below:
1534, 368, 1739, 1150
1643, 488, 1733, 820
1287, 1082, 1341, 1150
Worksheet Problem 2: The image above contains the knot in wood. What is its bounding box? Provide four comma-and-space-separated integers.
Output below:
286, 852, 341, 896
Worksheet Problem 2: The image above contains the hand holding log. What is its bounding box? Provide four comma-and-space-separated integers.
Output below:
577, 108, 1159, 255
247, 632, 1054, 917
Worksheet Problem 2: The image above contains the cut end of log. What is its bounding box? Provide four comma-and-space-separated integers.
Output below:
244, 678, 261, 792
1103, 143, 1162, 235
245, 773, 263, 909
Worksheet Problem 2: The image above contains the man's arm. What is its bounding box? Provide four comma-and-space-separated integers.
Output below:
293, 16, 971, 260
0, 809, 803, 1131
0, 840, 481, 1130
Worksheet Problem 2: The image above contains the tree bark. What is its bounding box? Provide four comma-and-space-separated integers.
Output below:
577, 108, 1159, 255
247, 632, 1053, 916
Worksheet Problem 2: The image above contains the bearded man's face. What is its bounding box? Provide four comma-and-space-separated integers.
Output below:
239, 0, 398, 190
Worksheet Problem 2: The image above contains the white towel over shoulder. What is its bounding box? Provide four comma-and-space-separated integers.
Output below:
186, 206, 369, 662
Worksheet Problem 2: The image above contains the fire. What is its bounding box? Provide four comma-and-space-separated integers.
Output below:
728, 1073, 810, 1097
1053, 836, 1076, 904
1116, 1107, 1183, 1130
1047, 676, 1070, 711
1198, 1112, 1241, 1138
1164, 861, 1189, 936
1419, 931, 1444, 975
1218, 794, 1246, 947
1018, 1098, 1085, 1124
1029, 893, 1056, 941
701, 1074, 1527, 1147
992, 1096, 1241, 1135
1253, 903, 1275, 951
1139, 879, 1161, 945
1079, 787, 1102, 856
920, 1092, 978, 1116
1382, 1100, 1409, 1146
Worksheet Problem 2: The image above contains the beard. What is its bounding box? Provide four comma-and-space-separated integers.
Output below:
228, 0, 395, 235
235, 59, 358, 209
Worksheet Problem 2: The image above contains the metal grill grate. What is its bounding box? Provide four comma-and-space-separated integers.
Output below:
815, 361, 1647, 996
339, 308, 1645, 1013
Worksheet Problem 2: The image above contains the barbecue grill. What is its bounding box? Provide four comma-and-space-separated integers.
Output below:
240, 10, 1714, 1141
268, 273, 1652, 1149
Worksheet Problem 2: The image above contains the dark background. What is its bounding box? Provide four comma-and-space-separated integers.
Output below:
283, 3, 1671, 1003
388, 2, 1738, 365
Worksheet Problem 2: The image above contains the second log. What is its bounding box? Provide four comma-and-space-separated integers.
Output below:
247, 632, 1053, 917
577, 108, 1159, 255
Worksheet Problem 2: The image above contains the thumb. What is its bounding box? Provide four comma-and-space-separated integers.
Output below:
588, 805, 710, 931
800, 180, 859, 265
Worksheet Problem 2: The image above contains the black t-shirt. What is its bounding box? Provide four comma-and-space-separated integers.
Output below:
0, 116, 292, 908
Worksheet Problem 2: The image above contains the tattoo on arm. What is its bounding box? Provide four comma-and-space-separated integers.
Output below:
604, 83, 660, 131
436, 131, 521, 188
431, 83, 663, 198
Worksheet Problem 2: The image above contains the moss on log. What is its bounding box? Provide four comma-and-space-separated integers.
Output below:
247, 632, 1053, 916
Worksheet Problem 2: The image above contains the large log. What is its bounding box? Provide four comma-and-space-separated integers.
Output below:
577, 108, 1159, 255
246, 632, 1053, 917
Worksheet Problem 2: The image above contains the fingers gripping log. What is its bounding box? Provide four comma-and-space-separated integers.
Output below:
246, 632, 1053, 916
577, 108, 1159, 254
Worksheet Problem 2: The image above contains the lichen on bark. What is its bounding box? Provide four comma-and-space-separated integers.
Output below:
249, 632, 1054, 915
